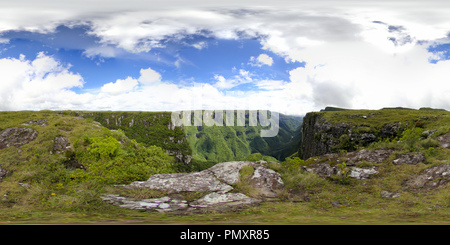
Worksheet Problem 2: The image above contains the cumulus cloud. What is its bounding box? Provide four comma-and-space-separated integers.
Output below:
249, 54, 273, 67
138, 67, 162, 86
100, 77, 138, 95
0, 52, 88, 110
2, 1, 450, 115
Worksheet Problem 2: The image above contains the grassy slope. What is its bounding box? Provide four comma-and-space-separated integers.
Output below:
1, 109, 450, 224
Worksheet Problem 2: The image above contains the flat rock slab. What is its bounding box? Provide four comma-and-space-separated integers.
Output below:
126, 170, 234, 194
101, 192, 261, 213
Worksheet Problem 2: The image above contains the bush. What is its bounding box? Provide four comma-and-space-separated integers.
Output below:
72, 134, 176, 184
281, 157, 305, 171
245, 153, 264, 161
87, 136, 122, 160
400, 127, 424, 151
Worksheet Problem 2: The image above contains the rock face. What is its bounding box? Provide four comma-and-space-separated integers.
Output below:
103, 161, 284, 212
0, 127, 38, 149
299, 112, 403, 160
300, 112, 352, 160
81, 112, 193, 165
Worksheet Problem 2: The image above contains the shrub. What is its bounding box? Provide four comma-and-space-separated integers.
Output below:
281, 157, 306, 171
245, 153, 264, 161
87, 136, 122, 160
400, 127, 424, 151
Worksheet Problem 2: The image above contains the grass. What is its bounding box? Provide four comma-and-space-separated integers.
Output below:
2, 109, 450, 225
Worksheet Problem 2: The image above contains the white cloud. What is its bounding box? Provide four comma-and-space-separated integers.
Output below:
2, 1, 450, 115
0, 52, 88, 110
255, 80, 286, 90
249, 53, 273, 67
138, 67, 162, 86
213, 69, 253, 90
100, 76, 138, 95
192, 41, 207, 50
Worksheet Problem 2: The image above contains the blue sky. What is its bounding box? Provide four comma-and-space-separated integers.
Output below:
0, 24, 303, 93
1, 1, 450, 115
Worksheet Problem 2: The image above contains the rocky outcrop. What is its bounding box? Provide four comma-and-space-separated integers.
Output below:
303, 149, 426, 180
0, 127, 38, 149
20, 119, 48, 127
436, 132, 450, 149
392, 153, 425, 165
405, 164, 450, 190
300, 112, 404, 160
52, 136, 71, 154
102, 161, 284, 212
300, 112, 351, 160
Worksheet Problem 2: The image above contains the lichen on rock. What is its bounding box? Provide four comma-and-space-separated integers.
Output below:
105, 161, 284, 212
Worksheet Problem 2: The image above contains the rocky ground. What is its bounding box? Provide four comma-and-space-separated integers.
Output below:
101, 161, 284, 213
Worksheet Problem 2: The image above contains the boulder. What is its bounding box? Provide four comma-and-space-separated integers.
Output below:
436, 132, 450, 149
0, 127, 38, 149
106, 161, 284, 212
125, 171, 234, 194
348, 167, 378, 180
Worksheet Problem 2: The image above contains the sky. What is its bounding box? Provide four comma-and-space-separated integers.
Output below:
1, 1, 450, 116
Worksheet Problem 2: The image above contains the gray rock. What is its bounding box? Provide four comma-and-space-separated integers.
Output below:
249, 164, 285, 197
208, 161, 252, 185
306, 163, 378, 180
380, 191, 401, 198
346, 149, 394, 164
52, 136, 71, 154
0, 166, 10, 181
348, 167, 378, 180
105, 161, 284, 212
20, 119, 48, 127
405, 164, 450, 189
127, 171, 234, 194
392, 153, 425, 165
305, 163, 338, 178
0, 127, 38, 149
436, 132, 450, 149
190, 192, 261, 207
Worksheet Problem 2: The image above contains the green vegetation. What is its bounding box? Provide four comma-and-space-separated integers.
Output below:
0, 111, 178, 216
2, 108, 450, 224
185, 111, 302, 164
308, 108, 450, 154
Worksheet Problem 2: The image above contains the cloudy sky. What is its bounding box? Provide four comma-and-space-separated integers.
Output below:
0, 0, 450, 115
